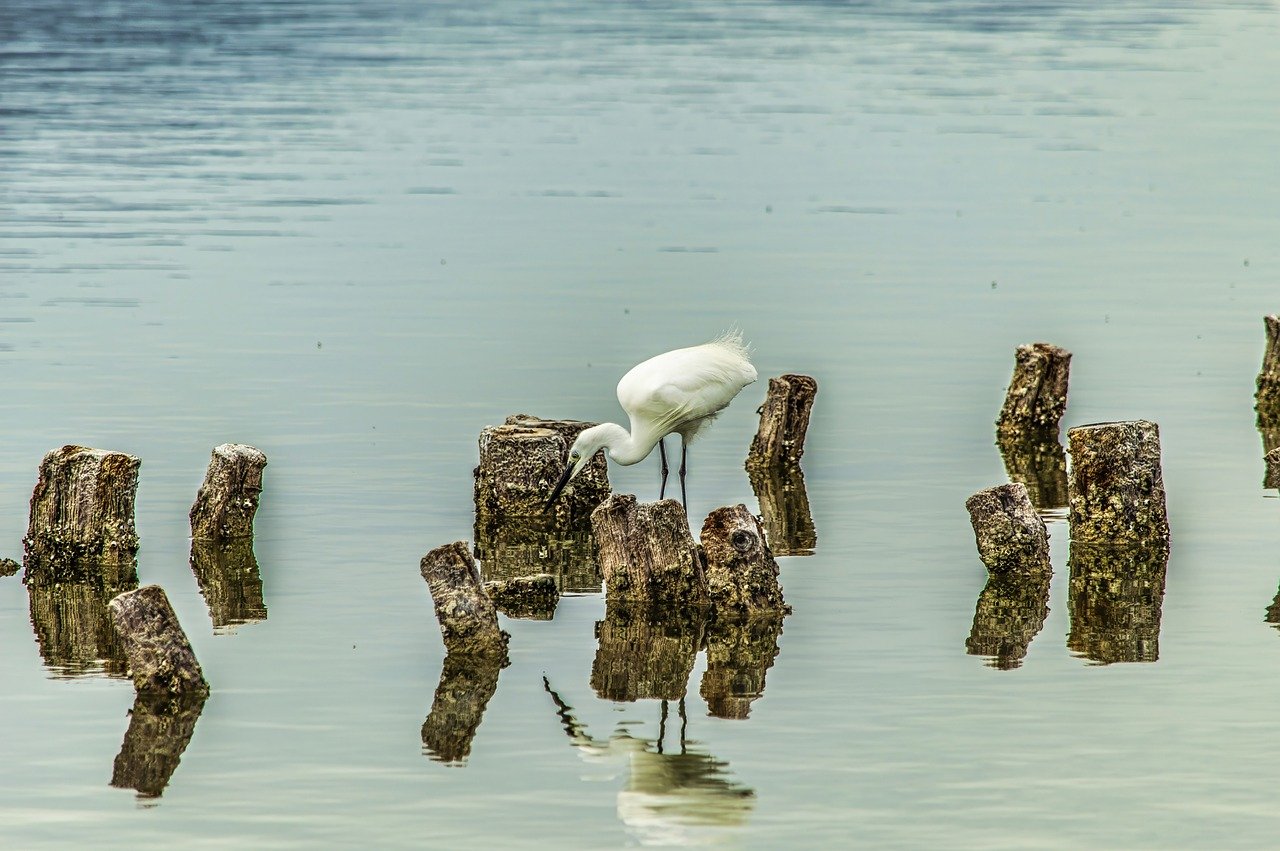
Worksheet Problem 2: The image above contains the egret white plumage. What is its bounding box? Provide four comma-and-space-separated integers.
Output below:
546, 331, 758, 510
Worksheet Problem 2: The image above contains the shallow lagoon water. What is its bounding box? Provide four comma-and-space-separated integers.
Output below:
2, 1, 1280, 847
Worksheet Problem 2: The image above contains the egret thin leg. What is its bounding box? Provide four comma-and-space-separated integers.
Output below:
658, 438, 669, 500
679, 440, 688, 509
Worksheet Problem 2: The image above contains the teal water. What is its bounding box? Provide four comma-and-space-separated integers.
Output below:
2, 1, 1279, 847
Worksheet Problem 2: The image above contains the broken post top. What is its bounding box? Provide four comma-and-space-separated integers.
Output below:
591, 494, 705, 605
190, 443, 268, 542
965, 482, 1051, 576
476, 414, 610, 522
420, 541, 510, 660
996, 342, 1072, 438
1066, 419, 1169, 546
1256, 315, 1280, 415
107, 584, 210, 698
747, 374, 818, 469
700, 504, 788, 616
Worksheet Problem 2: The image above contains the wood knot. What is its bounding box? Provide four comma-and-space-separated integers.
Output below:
731, 529, 756, 553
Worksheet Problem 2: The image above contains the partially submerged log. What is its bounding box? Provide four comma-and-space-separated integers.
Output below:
996, 432, 1068, 510
700, 504, 789, 616
190, 538, 267, 633
483, 573, 558, 620
475, 415, 610, 524
189, 444, 267, 541
746, 374, 818, 469
1067, 542, 1168, 665
746, 464, 816, 556
592, 495, 706, 606
23, 446, 140, 584
700, 616, 783, 719
1265, 447, 1280, 490
422, 651, 504, 764
110, 693, 207, 801
419, 542, 510, 660
996, 343, 1072, 437
1066, 420, 1170, 546
965, 482, 1051, 575
591, 601, 705, 702
107, 585, 210, 698
965, 571, 1051, 670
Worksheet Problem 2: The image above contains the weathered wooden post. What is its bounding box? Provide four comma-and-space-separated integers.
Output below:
1256, 315, 1280, 426
591, 602, 706, 702
419, 541, 510, 660
965, 482, 1051, 575
111, 693, 208, 800
23, 445, 141, 584
1066, 420, 1170, 546
190, 444, 267, 541
746, 374, 818, 469
996, 343, 1072, 437
483, 574, 558, 620
965, 571, 1051, 670
592, 494, 706, 606
699, 505, 789, 617
1266, 447, 1280, 490
108, 586, 210, 698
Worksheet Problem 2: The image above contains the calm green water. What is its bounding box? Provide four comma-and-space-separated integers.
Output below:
2, 1, 1279, 847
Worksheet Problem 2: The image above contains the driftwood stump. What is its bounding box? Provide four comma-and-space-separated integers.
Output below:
108, 586, 210, 698
746, 464, 816, 556
996, 343, 1072, 437
746, 374, 818, 468
419, 542, 510, 660
700, 617, 783, 719
965, 482, 1051, 575
592, 495, 706, 606
422, 652, 504, 764
997, 432, 1068, 509
1066, 421, 1170, 546
190, 538, 267, 633
111, 693, 207, 800
1265, 447, 1280, 490
1067, 542, 1168, 665
965, 571, 1051, 670
700, 504, 788, 616
23, 446, 140, 584
1256, 315, 1280, 425
591, 602, 706, 702
483, 574, 558, 620
476, 415, 610, 523
189, 444, 267, 541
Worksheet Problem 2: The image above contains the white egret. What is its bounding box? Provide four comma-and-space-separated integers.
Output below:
546, 331, 757, 510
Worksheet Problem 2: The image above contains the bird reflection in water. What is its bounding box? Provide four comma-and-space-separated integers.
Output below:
544, 679, 755, 846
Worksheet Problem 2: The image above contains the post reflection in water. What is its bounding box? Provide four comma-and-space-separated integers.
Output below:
545, 679, 755, 846
700, 616, 784, 719
110, 693, 208, 804
966, 572, 1051, 670
422, 651, 506, 765
592, 602, 705, 703
996, 432, 1069, 511
190, 538, 267, 634
1067, 543, 1169, 665
475, 518, 601, 595
26, 567, 138, 678
747, 464, 816, 556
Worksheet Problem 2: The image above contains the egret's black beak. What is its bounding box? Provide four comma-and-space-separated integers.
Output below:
545, 461, 575, 510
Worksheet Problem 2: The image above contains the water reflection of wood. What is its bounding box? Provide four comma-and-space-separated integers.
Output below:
1067, 543, 1169, 664
700, 616, 783, 719
966, 572, 1051, 670
746, 463, 816, 555
27, 576, 136, 678
593, 602, 706, 702
422, 651, 505, 764
996, 431, 1068, 510
483, 573, 558, 620
475, 519, 600, 594
110, 693, 207, 802
544, 680, 755, 844
190, 538, 267, 633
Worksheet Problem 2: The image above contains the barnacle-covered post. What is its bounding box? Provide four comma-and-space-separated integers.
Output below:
108, 585, 210, 698
1066, 421, 1170, 547
965, 482, 1051, 576
419, 541, 510, 660
746, 374, 818, 469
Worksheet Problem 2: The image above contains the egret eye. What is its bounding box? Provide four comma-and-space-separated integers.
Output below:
570, 451, 581, 462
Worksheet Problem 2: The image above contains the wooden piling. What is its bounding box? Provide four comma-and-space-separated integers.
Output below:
591, 494, 706, 606
419, 542, 510, 660
23, 445, 140, 584
1265, 447, 1280, 490
700, 504, 789, 617
107, 585, 210, 698
746, 374, 818, 469
28, 580, 136, 678
475, 414, 610, 523
483, 573, 559, 620
189, 444, 267, 541
1256, 315, 1280, 425
1066, 420, 1170, 546
965, 482, 1051, 575
996, 343, 1072, 437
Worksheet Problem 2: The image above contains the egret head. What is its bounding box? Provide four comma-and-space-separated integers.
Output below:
545, 425, 611, 508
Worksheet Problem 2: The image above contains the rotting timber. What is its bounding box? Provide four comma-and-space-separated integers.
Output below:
189, 444, 269, 632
